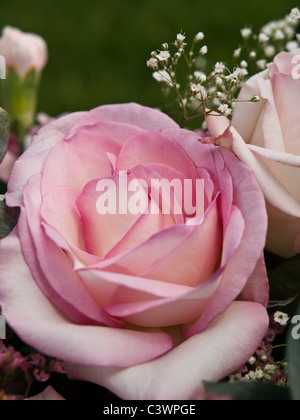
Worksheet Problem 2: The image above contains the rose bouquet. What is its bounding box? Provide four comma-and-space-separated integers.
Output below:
0, 8, 300, 402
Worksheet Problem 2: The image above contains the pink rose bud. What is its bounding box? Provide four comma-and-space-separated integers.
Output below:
0, 26, 47, 77
0, 27, 48, 144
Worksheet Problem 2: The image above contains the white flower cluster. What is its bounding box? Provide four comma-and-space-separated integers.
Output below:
236, 8, 300, 73
229, 310, 291, 387
146, 32, 257, 125
147, 8, 299, 127
229, 362, 288, 383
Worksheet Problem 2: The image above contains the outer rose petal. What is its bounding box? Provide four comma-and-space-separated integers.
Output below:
41, 130, 121, 196
241, 254, 269, 306
0, 230, 173, 367
66, 301, 269, 400
229, 127, 300, 218
67, 103, 179, 137
6, 111, 86, 207
231, 70, 268, 143
272, 73, 300, 155
272, 49, 300, 75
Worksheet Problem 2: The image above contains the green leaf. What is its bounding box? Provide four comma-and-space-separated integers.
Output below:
268, 254, 300, 314
287, 302, 300, 400
0, 107, 10, 164
204, 381, 291, 401
0, 196, 20, 239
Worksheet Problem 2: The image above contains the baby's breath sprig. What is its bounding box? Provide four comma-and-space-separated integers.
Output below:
235, 7, 300, 75
147, 7, 300, 129
228, 312, 289, 387
147, 33, 256, 129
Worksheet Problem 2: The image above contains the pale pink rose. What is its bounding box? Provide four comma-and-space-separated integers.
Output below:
0, 26, 47, 77
0, 103, 269, 400
206, 50, 300, 258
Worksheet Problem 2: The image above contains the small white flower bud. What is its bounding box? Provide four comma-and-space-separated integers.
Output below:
199, 45, 208, 55
157, 51, 171, 62
176, 33, 186, 43
274, 29, 285, 41
241, 28, 252, 39
194, 32, 205, 42
218, 104, 232, 116
233, 48, 242, 59
254, 368, 264, 380
290, 7, 300, 21
153, 70, 173, 86
264, 364, 277, 374
214, 62, 226, 74
215, 76, 223, 87
146, 58, 158, 71
286, 41, 299, 52
274, 311, 289, 326
264, 45, 276, 57
174, 52, 181, 62
194, 71, 207, 83
256, 59, 267, 70
258, 33, 269, 43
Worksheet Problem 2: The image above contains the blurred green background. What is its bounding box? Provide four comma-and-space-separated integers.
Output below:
0, 0, 298, 117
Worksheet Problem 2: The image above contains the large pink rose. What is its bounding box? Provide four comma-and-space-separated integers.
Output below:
0, 103, 269, 400
207, 50, 300, 258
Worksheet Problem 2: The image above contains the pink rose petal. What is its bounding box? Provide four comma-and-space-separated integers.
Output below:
65, 301, 269, 400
